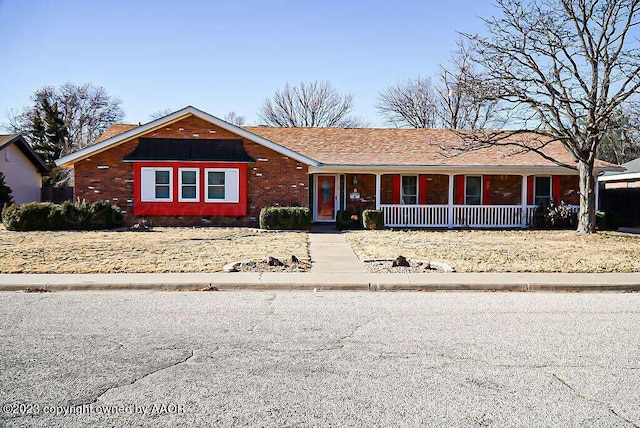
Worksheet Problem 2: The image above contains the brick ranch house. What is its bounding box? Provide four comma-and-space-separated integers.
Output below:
56, 106, 620, 228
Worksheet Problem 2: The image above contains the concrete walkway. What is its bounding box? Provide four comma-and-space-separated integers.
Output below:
307, 226, 364, 273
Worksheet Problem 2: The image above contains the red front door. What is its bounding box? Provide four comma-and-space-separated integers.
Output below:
316, 175, 336, 220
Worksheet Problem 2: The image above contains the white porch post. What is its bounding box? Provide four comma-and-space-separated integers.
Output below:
521, 175, 528, 228
447, 174, 454, 228
595, 175, 600, 211
375, 173, 381, 209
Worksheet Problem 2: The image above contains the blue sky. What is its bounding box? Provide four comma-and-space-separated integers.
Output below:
0, 0, 495, 128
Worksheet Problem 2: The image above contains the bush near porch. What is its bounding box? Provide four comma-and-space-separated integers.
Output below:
344, 230, 640, 273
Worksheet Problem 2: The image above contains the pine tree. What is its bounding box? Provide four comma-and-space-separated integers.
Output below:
30, 99, 68, 165
0, 171, 14, 211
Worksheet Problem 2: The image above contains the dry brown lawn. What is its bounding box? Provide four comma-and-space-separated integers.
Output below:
345, 229, 640, 273
0, 227, 309, 273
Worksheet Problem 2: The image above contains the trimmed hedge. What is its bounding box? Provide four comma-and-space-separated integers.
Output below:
362, 209, 384, 230
259, 206, 311, 230
336, 210, 364, 231
2, 200, 124, 231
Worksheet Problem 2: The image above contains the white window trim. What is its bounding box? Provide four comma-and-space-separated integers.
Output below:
534, 175, 552, 205
178, 168, 200, 202
465, 175, 483, 205
401, 175, 418, 205
141, 167, 173, 202
204, 168, 240, 203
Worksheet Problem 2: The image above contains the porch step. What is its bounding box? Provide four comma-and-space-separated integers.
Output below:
308, 230, 364, 273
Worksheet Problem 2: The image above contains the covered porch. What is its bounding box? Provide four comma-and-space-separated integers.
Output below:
309, 169, 582, 228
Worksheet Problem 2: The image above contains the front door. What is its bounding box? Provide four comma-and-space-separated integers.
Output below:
316, 175, 337, 221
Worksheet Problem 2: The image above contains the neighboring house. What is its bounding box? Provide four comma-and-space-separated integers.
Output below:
598, 157, 640, 227
56, 106, 620, 228
0, 134, 50, 204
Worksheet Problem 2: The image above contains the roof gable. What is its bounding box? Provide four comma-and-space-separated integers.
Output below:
0, 134, 50, 174
55, 106, 319, 167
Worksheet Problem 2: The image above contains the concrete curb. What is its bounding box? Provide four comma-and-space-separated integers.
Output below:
1, 272, 639, 292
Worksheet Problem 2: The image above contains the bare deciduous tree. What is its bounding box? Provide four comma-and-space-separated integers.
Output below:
463, 0, 640, 234
597, 106, 640, 165
149, 108, 174, 121
224, 111, 246, 126
436, 41, 498, 130
259, 81, 361, 127
10, 82, 125, 154
375, 76, 439, 128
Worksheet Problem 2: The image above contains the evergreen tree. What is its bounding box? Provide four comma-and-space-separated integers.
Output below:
0, 171, 14, 211
29, 99, 69, 165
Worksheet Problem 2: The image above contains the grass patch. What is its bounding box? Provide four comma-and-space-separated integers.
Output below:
344, 229, 640, 273
0, 227, 309, 273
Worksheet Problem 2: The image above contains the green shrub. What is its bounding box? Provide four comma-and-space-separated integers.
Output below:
1, 204, 21, 230
259, 206, 312, 230
596, 210, 619, 231
1, 200, 123, 231
336, 210, 364, 231
362, 209, 384, 230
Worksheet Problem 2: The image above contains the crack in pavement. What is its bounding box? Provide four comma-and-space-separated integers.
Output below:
86, 349, 195, 405
247, 293, 277, 332
320, 318, 375, 351
552, 373, 639, 427
0, 349, 196, 423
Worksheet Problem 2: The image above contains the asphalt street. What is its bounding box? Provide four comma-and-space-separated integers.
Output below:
0, 291, 639, 427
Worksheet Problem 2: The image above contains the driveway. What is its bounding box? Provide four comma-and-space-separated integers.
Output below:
1, 291, 639, 427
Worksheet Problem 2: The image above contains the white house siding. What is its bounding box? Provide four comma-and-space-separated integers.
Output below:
0, 144, 42, 204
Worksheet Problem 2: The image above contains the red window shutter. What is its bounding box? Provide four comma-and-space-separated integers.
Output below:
482, 175, 492, 205
392, 175, 401, 204
527, 176, 534, 205
552, 175, 562, 203
418, 175, 428, 205
455, 175, 465, 205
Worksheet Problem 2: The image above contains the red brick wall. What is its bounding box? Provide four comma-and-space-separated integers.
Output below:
424, 174, 449, 204
559, 175, 580, 204
73, 116, 308, 227
345, 174, 376, 212
489, 175, 522, 205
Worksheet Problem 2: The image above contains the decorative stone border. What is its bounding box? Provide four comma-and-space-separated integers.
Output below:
223, 257, 312, 272
363, 259, 456, 273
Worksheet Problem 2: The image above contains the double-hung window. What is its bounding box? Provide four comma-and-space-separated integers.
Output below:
205, 168, 239, 203
141, 167, 173, 202
465, 176, 482, 205
178, 168, 199, 202
534, 176, 552, 206
401, 176, 418, 205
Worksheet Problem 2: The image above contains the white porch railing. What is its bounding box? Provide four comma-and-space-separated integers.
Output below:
381, 204, 579, 228
453, 205, 524, 227
381, 204, 448, 227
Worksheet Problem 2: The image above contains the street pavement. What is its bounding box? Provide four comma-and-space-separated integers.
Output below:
1, 291, 639, 427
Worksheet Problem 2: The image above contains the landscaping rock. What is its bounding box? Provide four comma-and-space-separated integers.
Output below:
392, 256, 410, 267
291, 255, 299, 264
268, 256, 284, 267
